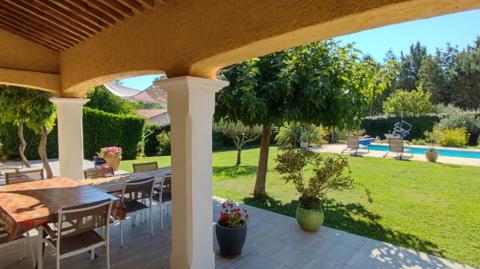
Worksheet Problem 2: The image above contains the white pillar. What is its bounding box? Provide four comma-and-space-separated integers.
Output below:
156, 76, 228, 269
49, 97, 89, 180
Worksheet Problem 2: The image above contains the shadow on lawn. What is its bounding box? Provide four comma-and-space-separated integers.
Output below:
213, 165, 257, 179
243, 195, 444, 258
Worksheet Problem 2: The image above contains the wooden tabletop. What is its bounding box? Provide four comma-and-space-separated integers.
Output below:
0, 177, 124, 240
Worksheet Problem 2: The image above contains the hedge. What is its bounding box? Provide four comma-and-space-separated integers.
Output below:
0, 107, 145, 161
361, 113, 480, 143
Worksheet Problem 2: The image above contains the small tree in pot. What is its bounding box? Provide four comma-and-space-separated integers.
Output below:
275, 150, 353, 232
216, 200, 249, 258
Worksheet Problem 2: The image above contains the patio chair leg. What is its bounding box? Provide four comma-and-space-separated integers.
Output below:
26, 233, 36, 268
160, 203, 164, 232
383, 151, 389, 158
120, 221, 124, 247
150, 203, 153, 236
90, 249, 95, 260
106, 242, 110, 269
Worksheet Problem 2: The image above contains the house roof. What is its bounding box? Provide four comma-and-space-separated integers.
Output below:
136, 109, 167, 119
104, 83, 139, 97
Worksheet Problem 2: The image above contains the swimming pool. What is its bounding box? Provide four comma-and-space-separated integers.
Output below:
367, 144, 480, 159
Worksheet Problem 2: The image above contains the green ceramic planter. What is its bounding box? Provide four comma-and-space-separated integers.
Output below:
295, 201, 324, 232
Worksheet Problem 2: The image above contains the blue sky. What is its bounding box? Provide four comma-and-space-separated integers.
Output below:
120, 9, 480, 91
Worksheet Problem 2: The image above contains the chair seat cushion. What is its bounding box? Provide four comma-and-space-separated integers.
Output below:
49, 230, 104, 255
124, 200, 149, 213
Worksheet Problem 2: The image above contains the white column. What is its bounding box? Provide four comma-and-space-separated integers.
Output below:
49, 97, 89, 180
156, 76, 228, 269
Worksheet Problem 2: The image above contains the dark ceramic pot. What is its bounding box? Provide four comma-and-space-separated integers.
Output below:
215, 221, 247, 258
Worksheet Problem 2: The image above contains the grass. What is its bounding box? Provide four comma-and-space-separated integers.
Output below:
121, 146, 480, 267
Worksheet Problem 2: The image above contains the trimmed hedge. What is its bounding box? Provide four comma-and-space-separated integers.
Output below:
0, 107, 145, 161
361, 113, 480, 144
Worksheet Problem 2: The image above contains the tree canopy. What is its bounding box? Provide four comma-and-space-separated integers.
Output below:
86, 86, 139, 115
383, 86, 434, 116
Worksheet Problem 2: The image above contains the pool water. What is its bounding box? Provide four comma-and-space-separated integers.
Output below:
367, 144, 480, 159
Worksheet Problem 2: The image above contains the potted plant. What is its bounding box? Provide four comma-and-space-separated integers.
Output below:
215, 200, 249, 258
275, 150, 353, 232
98, 146, 122, 170
425, 147, 439, 162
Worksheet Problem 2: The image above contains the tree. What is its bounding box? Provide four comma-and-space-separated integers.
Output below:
0, 86, 56, 177
419, 55, 449, 104
355, 58, 398, 116
396, 42, 427, 91
214, 121, 262, 166
383, 86, 433, 116
216, 40, 369, 197
86, 86, 139, 114
450, 39, 480, 109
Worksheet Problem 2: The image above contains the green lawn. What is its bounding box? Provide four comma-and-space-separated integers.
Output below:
121, 147, 480, 267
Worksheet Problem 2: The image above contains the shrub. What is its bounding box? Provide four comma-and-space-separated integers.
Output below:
0, 108, 145, 161
429, 128, 469, 148
383, 87, 434, 116
361, 114, 442, 140
411, 139, 428, 145
276, 122, 327, 148
434, 112, 480, 145
156, 131, 171, 156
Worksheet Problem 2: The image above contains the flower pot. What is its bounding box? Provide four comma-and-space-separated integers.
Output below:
104, 156, 122, 171
296, 199, 324, 232
425, 150, 439, 162
215, 221, 247, 258
300, 141, 309, 149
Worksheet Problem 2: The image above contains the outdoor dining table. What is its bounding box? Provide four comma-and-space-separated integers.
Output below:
0, 177, 125, 269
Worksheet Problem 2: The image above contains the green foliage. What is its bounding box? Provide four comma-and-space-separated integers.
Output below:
0, 123, 58, 159
82, 107, 145, 160
361, 114, 442, 140
275, 150, 353, 202
275, 122, 327, 148
213, 121, 262, 148
383, 86, 433, 116
427, 128, 469, 148
434, 112, 480, 144
155, 131, 171, 156
86, 86, 139, 115
216, 40, 369, 129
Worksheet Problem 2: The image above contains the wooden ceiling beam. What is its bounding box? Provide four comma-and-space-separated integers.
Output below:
63, 0, 117, 26
0, 21, 63, 51
4, 0, 91, 39
86, 0, 126, 22
14, 0, 96, 37
101, 0, 134, 17
34, 0, 103, 33
51, 0, 110, 29
0, 2, 86, 42
117, 0, 144, 13
139, 0, 155, 9
0, 12, 76, 48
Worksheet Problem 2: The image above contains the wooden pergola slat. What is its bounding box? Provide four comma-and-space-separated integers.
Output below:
0, 0, 156, 51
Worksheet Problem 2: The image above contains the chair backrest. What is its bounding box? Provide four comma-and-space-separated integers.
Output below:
121, 177, 155, 202
84, 167, 114, 179
55, 199, 113, 242
162, 174, 172, 194
5, 168, 44, 185
347, 136, 360, 149
388, 138, 405, 152
132, 162, 158, 173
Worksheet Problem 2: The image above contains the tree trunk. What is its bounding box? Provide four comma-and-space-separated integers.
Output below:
253, 124, 271, 198
235, 148, 242, 167
39, 125, 53, 178
17, 123, 31, 168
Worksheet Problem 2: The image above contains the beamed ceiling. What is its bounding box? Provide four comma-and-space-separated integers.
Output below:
0, 0, 156, 52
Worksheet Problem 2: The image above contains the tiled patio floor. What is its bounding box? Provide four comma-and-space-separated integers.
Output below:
1, 198, 474, 269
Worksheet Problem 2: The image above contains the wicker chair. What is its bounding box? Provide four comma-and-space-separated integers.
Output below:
119, 177, 155, 247
132, 162, 158, 173
42, 199, 113, 269
5, 168, 44, 185
84, 167, 114, 179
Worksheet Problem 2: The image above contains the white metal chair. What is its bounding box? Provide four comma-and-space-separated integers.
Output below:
153, 174, 171, 231
42, 199, 113, 269
119, 177, 155, 247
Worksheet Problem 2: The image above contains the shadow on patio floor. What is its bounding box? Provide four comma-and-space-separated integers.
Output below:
243, 195, 444, 258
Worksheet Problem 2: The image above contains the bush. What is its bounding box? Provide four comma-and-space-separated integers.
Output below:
410, 138, 428, 145
429, 128, 469, 148
276, 122, 327, 148
361, 114, 442, 140
0, 108, 145, 160
155, 131, 171, 156
434, 112, 480, 145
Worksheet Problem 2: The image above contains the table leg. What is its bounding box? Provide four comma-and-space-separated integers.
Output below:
36, 227, 44, 269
